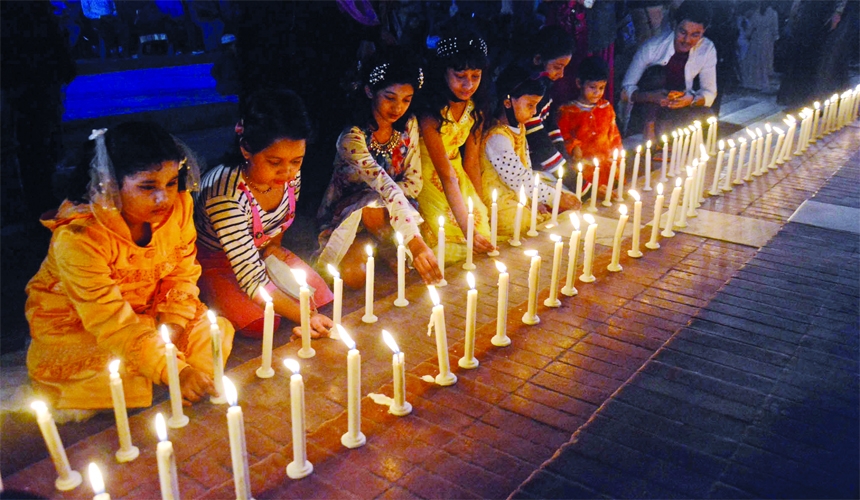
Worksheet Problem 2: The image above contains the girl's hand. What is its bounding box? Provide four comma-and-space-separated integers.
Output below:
559, 192, 582, 212
473, 233, 496, 254
407, 236, 443, 284
262, 244, 289, 262
178, 366, 215, 405
663, 92, 694, 109
291, 313, 333, 340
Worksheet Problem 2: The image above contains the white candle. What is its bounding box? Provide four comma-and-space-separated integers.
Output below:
679, 129, 691, 175
627, 191, 643, 258
436, 215, 447, 286
394, 232, 408, 307
811, 101, 821, 142
336, 326, 366, 448
561, 213, 581, 296
761, 124, 774, 172
769, 127, 784, 170
528, 174, 540, 237
753, 128, 765, 176
328, 264, 343, 328
691, 122, 704, 166
108, 361, 140, 462
155, 413, 180, 500
458, 272, 480, 368
669, 130, 679, 177
695, 145, 708, 206
362, 245, 377, 323
733, 137, 748, 184
284, 359, 313, 479
797, 110, 810, 153
630, 145, 642, 191
544, 234, 563, 307
677, 166, 694, 228
464, 197, 476, 269
222, 378, 252, 500
31, 401, 82, 491
707, 116, 718, 154
782, 116, 797, 162
709, 140, 725, 195
522, 249, 541, 325
722, 139, 737, 190
588, 159, 600, 213
579, 214, 597, 283
161, 326, 188, 428
492, 261, 511, 346
743, 128, 756, 181
88, 463, 110, 500
293, 269, 315, 358
607, 205, 629, 272
645, 183, 664, 249
510, 185, 525, 246
661, 178, 683, 238
820, 100, 831, 138
427, 286, 456, 386
616, 149, 627, 202
603, 149, 618, 207
660, 135, 669, 182
489, 189, 499, 256
382, 330, 412, 415
644, 140, 653, 191
256, 288, 275, 378
575, 163, 584, 200
550, 167, 563, 226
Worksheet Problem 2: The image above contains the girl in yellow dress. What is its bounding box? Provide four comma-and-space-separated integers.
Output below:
416, 33, 496, 265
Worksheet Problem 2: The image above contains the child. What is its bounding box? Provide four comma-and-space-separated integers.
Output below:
415, 32, 495, 264
481, 64, 581, 240
557, 56, 623, 195
26, 122, 234, 410
316, 51, 443, 289
195, 89, 333, 339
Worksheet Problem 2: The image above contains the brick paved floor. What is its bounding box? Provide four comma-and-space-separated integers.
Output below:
4, 122, 858, 498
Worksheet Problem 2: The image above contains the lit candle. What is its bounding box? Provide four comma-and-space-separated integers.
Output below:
797, 109, 810, 153
733, 137, 748, 184
458, 272, 480, 369
550, 167, 563, 227
603, 149, 618, 207
761, 124, 774, 172
811, 101, 821, 143
427, 286, 456, 386
709, 140, 725, 195
677, 165, 694, 228
616, 149, 627, 202
492, 261, 511, 346
293, 269, 315, 358
328, 264, 343, 328
627, 190, 643, 258
108, 360, 140, 462
561, 213, 581, 296
544, 234, 563, 307
222, 377, 252, 500
661, 178, 683, 238
88, 463, 110, 500
394, 232, 408, 307
284, 359, 313, 479
820, 100, 830, 138
155, 413, 180, 500
660, 134, 669, 182
669, 130, 679, 177
161, 325, 188, 428
769, 127, 784, 170
752, 127, 765, 176
362, 245, 377, 323
695, 145, 709, 206
31, 401, 82, 491
607, 205, 629, 272
464, 197, 476, 269
489, 189, 499, 256
631, 145, 642, 191
645, 183, 664, 249
382, 330, 412, 415
692, 122, 704, 166
679, 128, 691, 175
576, 163, 584, 200
256, 288, 275, 378
707, 116, 718, 154
510, 185, 525, 246
436, 215, 447, 286
528, 174, 540, 237
743, 128, 757, 181
722, 139, 737, 191
336, 325, 366, 448
588, 159, 600, 213
522, 249, 541, 325
781, 115, 796, 162
644, 140, 653, 191
579, 214, 597, 283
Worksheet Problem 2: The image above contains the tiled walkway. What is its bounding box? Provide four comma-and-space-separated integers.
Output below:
4, 123, 858, 498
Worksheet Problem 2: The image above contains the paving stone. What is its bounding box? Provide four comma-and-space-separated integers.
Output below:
510, 469, 600, 499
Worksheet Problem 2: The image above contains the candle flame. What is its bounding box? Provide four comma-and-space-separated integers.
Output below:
524, 249, 538, 257
583, 213, 596, 225
787, 114, 795, 122
396, 231, 404, 245
155, 413, 167, 442
662, 134, 668, 143
675, 177, 683, 188
259, 287, 272, 303
30, 400, 47, 415
382, 329, 400, 353
621, 149, 627, 158
814, 101, 820, 109
593, 157, 599, 168
672, 130, 678, 138
570, 212, 580, 230
438, 215, 445, 228
738, 137, 747, 144
284, 358, 300, 375
612, 148, 618, 159
160, 324, 171, 344
745, 128, 755, 139
519, 184, 527, 205
495, 260, 507, 273
533, 173, 540, 186
336, 324, 356, 350
427, 285, 440, 306
577, 162, 583, 173
365, 244, 373, 257
550, 234, 561, 243
629, 190, 640, 202
619, 205, 628, 216
774, 126, 784, 134
718, 139, 725, 150
694, 120, 702, 128
558, 166, 564, 179
466, 272, 475, 290
327, 263, 339, 278
765, 123, 772, 133
708, 116, 716, 124
290, 268, 308, 287
657, 183, 664, 195
728, 139, 736, 147
636, 144, 642, 153
468, 196, 473, 213
223, 376, 237, 406
88, 462, 105, 495
207, 310, 218, 325
755, 128, 762, 138
647, 140, 652, 148
492, 188, 497, 202
109, 359, 120, 375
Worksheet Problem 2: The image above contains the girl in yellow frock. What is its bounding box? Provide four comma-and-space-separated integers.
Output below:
481, 65, 581, 241
416, 33, 496, 265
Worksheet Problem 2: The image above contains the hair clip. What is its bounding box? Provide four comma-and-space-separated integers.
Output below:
469, 38, 488, 56
417, 67, 424, 89
369, 63, 389, 86
435, 37, 458, 58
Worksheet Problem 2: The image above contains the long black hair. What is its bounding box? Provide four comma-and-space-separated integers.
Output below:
489, 63, 549, 129
349, 48, 424, 133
